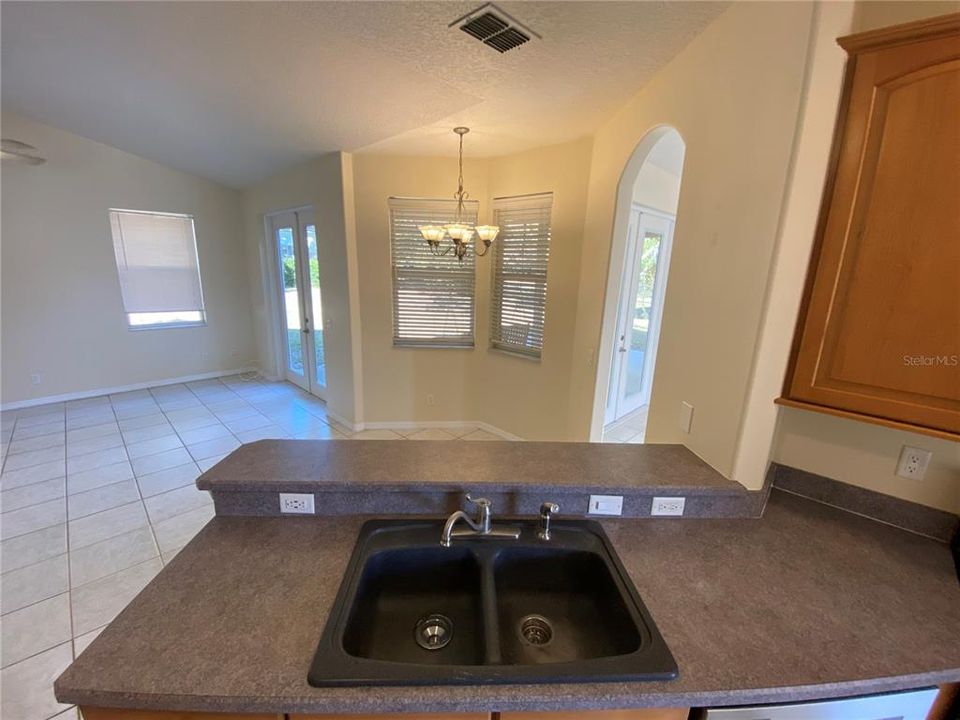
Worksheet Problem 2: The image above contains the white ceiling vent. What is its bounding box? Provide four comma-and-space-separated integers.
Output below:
451, 3, 540, 54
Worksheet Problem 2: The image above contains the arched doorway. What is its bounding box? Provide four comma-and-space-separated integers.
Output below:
592, 127, 686, 442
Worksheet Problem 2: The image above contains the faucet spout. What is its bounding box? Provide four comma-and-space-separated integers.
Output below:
440, 510, 481, 547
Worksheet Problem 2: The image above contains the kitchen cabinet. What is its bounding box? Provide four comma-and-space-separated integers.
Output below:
778, 13, 960, 440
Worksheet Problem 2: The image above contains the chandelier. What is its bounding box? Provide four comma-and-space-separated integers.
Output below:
418, 127, 499, 262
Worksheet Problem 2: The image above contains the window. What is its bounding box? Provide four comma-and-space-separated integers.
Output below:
389, 197, 478, 348
490, 192, 553, 358
109, 209, 206, 329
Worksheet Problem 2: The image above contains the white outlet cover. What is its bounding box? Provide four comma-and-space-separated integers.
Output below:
279, 492, 315, 514
588, 495, 624, 516
896, 446, 932, 480
652, 496, 686, 517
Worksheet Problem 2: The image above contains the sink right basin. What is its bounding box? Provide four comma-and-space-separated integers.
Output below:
308, 518, 677, 686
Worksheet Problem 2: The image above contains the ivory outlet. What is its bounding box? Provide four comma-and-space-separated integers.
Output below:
279, 493, 315, 514
896, 446, 932, 480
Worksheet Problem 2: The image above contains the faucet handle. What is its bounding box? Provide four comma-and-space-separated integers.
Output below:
465, 493, 491, 508
540, 502, 559, 516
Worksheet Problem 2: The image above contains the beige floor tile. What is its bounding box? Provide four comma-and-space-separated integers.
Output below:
1, 593, 71, 668
1, 460, 67, 491
222, 413, 272, 434
65, 434, 124, 458
1, 477, 66, 512
152, 504, 214, 553
130, 447, 193, 477
0, 641, 73, 720
116, 413, 167, 432
144, 486, 212, 525
66, 447, 128, 474
405, 428, 457, 440
135, 463, 200, 498
461, 429, 503, 441
67, 480, 141, 520
1, 498, 66, 541
176, 423, 232, 446
66, 461, 134, 495
65, 422, 119, 443
69, 526, 158, 587
119, 423, 176, 445
10, 421, 64, 441
351, 429, 404, 440
71, 558, 162, 635
0, 553, 68, 615
186, 436, 240, 461
6, 433, 65, 456
2, 447, 65, 473
1, 525, 67, 574
125, 435, 184, 460
160, 545, 184, 565
68, 501, 148, 550
234, 426, 290, 443
195, 454, 230, 471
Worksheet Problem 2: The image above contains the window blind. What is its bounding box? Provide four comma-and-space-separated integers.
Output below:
389, 197, 479, 347
490, 193, 553, 358
109, 209, 205, 327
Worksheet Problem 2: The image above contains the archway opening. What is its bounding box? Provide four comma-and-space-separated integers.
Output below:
595, 128, 686, 443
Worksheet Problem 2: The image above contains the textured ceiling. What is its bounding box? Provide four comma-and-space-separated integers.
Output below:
1, 2, 728, 187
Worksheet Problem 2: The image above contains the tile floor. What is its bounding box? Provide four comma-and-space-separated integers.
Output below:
602, 405, 648, 443
0, 375, 499, 720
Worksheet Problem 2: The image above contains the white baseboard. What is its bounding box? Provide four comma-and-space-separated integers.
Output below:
1, 368, 248, 411
360, 419, 523, 441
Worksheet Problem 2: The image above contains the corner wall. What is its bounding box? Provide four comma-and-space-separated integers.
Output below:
1, 112, 256, 405
567, 1, 817, 475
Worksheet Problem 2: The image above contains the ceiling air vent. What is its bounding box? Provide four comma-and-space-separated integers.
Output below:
451, 3, 540, 54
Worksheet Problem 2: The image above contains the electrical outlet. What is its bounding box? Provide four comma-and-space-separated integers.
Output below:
651, 497, 686, 517
279, 493, 315, 514
29, 373, 41, 386
426, 394, 436, 407
679, 401, 694, 433
896, 446, 932, 480
588, 495, 623, 516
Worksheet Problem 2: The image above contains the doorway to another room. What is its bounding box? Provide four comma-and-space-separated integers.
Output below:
268, 207, 327, 400
600, 128, 685, 443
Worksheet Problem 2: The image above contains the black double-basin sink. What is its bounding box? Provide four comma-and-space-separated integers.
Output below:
307, 519, 677, 686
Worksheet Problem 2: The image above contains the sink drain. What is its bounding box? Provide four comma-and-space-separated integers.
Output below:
414, 614, 453, 651
518, 614, 553, 646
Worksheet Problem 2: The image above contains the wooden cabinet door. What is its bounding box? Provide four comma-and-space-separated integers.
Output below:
782, 14, 960, 438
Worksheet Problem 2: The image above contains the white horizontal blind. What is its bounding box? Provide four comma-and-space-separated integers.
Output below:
109, 209, 205, 326
490, 193, 553, 358
389, 197, 478, 347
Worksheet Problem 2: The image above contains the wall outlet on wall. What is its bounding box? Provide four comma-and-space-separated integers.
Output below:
426, 394, 436, 407
588, 495, 623, 516
651, 496, 686, 517
679, 401, 694, 433
279, 492, 315, 514
29, 373, 42, 386
896, 446, 932, 480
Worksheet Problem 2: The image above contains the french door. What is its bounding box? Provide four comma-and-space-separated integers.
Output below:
269, 208, 326, 399
605, 205, 674, 425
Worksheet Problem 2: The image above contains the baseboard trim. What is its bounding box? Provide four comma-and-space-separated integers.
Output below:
361, 419, 523, 441
1, 368, 248, 411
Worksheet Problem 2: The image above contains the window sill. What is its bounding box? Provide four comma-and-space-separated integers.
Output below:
127, 321, 207, 332
393, 341, 475, 350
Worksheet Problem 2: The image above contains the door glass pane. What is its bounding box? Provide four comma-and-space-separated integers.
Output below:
305, 225, 326, 387
277, 227, 304, 375
623, 231, 663, 399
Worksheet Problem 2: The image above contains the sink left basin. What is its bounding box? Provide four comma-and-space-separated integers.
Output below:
308, 519, 677, 686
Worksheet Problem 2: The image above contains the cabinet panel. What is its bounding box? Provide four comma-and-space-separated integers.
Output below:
783, 13, 960, 437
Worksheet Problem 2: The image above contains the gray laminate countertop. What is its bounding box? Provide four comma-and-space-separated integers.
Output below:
54, 489, 960, 714
195, 439, 742, 494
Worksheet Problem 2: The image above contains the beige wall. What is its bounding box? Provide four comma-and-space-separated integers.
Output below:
852, 0, 959, 31
240, 153, 362, 425
348, 138, 594, 438
567, 1, 816, 476
1, 112, 255, 405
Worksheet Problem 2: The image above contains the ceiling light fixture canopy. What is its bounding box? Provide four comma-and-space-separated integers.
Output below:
419, 127, 498, 262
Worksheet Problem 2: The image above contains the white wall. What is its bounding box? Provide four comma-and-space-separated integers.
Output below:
631, 161, 682, 216
1, 112, 256, 405
240, 153, 362, 426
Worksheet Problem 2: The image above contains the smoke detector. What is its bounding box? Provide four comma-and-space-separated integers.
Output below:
451, 3, 540, 53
